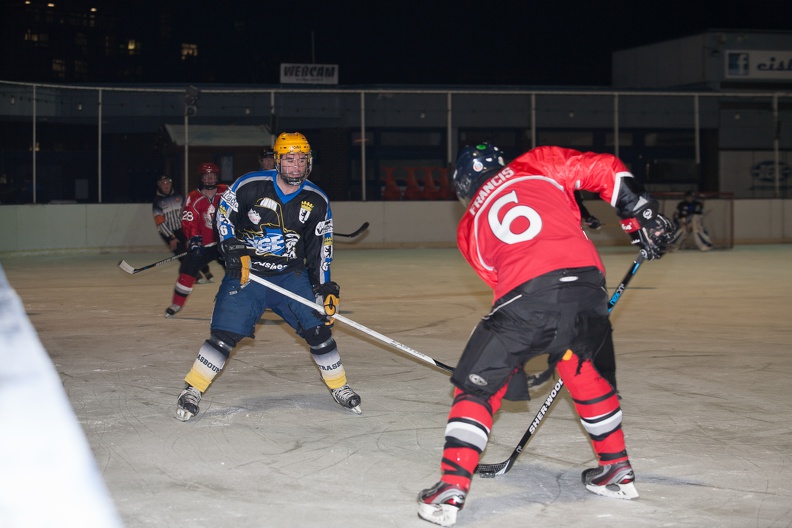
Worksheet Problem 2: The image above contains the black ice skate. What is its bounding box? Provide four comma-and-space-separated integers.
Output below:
164, 304, 182, 318
331, 384, 361, 415
417, 481, 467, 527
175, 385, 201, 421
582, 459, 639, 499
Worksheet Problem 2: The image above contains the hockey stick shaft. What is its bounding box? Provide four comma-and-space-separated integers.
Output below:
608, 253, 645, 313
335, 222, 369, 238
247, 274, 455, 373
475, 252, 645, 477
118, 242, 217, 274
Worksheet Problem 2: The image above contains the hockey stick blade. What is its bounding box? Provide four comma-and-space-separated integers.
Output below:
475, 378, 564, 477
335, 222, 370, 238
474, 252, 645, 477
117, 260, 139, 274
118, 242, 217, 275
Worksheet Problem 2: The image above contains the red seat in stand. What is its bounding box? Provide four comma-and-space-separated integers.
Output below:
421, 167, 440, 200
403, 167, 423, 201
436, 167, 456, 200
381, 166, 402, 200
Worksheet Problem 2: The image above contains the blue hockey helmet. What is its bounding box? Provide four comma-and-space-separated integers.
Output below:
452, 143, 506, 206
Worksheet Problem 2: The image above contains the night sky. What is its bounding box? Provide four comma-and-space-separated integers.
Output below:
4, 0, 792, 86
258, 0, 792, 86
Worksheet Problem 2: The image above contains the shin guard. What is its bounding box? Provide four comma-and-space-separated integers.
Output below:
557, 350, 628, 464
441, 384, 508, 489
172, 273, 196, 306
310, 338, 347, 390
184, 340, 228, 393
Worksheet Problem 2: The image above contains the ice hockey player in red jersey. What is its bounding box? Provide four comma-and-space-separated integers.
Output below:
164, 163, 228, 318
152, 175, 213, 285
417, 143, 674, 527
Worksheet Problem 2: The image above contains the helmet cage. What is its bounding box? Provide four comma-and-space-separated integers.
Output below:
198, 162, 219, 189
274, 132, 313, 186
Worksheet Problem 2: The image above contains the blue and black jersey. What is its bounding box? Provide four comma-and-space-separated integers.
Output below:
216, 170, 334, 288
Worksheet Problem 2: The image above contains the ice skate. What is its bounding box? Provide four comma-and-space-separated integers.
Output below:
196, 274, 214, 284
417, 481, 467, 527
582, 460, 639, 499
175, 385, 201, 421
164, 304, 182, 318
331, 384, 362, 415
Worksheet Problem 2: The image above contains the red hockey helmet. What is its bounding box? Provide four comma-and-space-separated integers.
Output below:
198, 162, 219, 189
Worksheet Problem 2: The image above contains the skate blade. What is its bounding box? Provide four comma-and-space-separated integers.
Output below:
417, 502, 459, 527
348, 405, 362, 415
585, 481, 639, 500
175, 408, 195, 422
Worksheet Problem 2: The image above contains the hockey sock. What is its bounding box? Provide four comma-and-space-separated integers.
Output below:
172, 273, 196, 306
557, 349, 628, 464
310, 340, 347, 390
441, 384, 508, 489
184, 340, 228, 393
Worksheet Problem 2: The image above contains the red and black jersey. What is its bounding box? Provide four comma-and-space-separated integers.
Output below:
458, 146, 634, 300
182, 185, 228, 243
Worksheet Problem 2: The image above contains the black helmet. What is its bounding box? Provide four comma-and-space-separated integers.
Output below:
452, 143, 506, 206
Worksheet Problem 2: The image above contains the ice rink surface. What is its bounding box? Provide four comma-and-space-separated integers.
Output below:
2, 244, 791, 528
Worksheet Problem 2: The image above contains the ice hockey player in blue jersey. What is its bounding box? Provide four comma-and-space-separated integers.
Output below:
174, 132, 361, 421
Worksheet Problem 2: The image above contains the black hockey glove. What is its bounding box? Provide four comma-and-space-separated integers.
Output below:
219, 238, 250, 285
188, 235, 203, 256
313, 282, 340, 326
583, 215, 602, 230
620, 195, 676, 260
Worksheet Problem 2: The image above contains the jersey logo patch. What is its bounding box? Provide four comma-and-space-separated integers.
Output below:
249, 227, 285, 255
299, 201, 314, 223
247, 208, 261, 224
315, 219, 333, 236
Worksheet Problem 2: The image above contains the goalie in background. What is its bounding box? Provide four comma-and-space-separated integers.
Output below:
669, 191, 713, 251
417, 143, 674, 527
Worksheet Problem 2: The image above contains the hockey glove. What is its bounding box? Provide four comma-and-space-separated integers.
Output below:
219, 238, 251, 285
584, 215, 602, 230
188, 235, 204, 256
313, 282, 340, 326
620, 195, 676, 260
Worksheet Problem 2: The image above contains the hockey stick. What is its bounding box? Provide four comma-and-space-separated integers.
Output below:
117, 242, 217, 275
475, 253, 646, 478
247, 273, 455, 373
335, 222, 370, 238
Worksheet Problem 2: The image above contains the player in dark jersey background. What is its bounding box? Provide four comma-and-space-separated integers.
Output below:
174, 132, 361, 421
417, 143, 674, 527
152, 175, 213, 286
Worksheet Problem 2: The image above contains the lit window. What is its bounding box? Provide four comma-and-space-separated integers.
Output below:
25, 31, 49, 47
126, 39, 140, 55
181, 43, 198, 60
52, 59, 66, 79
